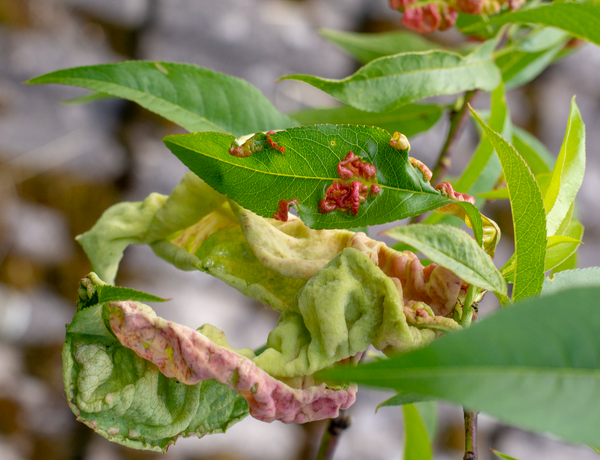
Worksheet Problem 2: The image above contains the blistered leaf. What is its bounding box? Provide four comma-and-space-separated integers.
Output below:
26, 62, 296, 137
320, 287, 600, 447
280, 40, 501, 112
64, 277, 248, 453
290, 103, 444, 138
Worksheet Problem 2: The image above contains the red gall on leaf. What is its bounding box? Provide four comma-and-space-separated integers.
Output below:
337, 152, 377, 180
410, 158, 433, 182
229, 131, 285, 158
273, 199, 298, 222
436, 182, 476, 205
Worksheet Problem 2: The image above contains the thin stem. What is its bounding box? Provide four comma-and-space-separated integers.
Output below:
315, 411, 351, 460
430, 90, 480, 187
463, 409, 479, 460
459, 284, 477, 328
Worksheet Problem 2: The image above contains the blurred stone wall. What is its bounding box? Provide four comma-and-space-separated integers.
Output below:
0, 1, 599, 460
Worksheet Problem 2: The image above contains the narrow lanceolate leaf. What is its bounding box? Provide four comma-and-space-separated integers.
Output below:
280, 40, 501, 112
384, 224, 506, 295
290, 103, 444, 138
320, 28, 465, 64
497, 44, 565, 90
377, 392, 436, 410
491, 450, 521, 460
544, 98, 586, 237
26, 62, 297, 137
491, 2, 600, 47
164, 125, 462, 230
512, 126, 554, 175
320, 287, 600, 447
404, 404, 433, 460
470, 109, 546, 302
542, 267, 600, 297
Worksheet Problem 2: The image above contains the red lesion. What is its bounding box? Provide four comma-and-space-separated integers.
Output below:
266, 131, 285, 155
319, 152, 381, 216
273, 199, 298, 222
229, 131, 285, 158
409, 157, 433, 182
436, 182, 475, 205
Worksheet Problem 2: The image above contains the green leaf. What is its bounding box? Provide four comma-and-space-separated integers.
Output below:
590, 445, 600, 455
290, 103, 444, 138
26, 61, 297, 137
490, 2, 600, 47
62, 91, 114, 105
164, 125, 462, 230
280, 40, 501, 112
512, 126, 554, 175
320, 28, 467, 64
544, 98, 586, 237
517, 27, 571, 53
377, 392, 436, 411
497, 44, 565, 89
384, 224, 506, 295
542, 267, 600, 296
455, 84, 509, 204
470, 108, 546, 302
491, 449, 521, 460
403, 404, 433, 460
414, 401, 438, 443
320, 287, 600, 447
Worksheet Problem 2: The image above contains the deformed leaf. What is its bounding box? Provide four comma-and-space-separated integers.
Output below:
384, 224, 506, 295
26, 61, 297, 137
319, 287, 600, 447
280, 40, 501, 112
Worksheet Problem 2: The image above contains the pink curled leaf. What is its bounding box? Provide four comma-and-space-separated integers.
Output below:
108, 301, 357, 424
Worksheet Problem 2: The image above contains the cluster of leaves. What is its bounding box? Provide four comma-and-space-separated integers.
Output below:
28, 0, 600, 457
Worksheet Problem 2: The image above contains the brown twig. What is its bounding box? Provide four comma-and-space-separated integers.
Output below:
463, 409, 479, 460
315, 410, 351, 460
430, 89, 480, 187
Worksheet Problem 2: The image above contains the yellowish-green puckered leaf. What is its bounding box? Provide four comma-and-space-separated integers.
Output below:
544, 97, 586, 237
290, 103, 444, 139
384, 224, 506, 295
490, 2, 600, 47
319, 287, 600, 447
320, 28, 469, 64
279, 39, 501, 112
26, 61, 297, 137
163, 125, 464, 230
470, 108, 546, 302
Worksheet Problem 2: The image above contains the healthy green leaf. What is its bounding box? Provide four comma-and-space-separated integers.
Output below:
403, 403, 433, 460
590, 445, 600, 455
497, 44, 564, 89
377, 392, 436, 411
26, 61, 297, 137
490, 2, 600, 47
280, 40, 501, 112
320, 28, 467, 64
517, 27, 571, 53
164, 125, 464, 230
96, 285, 168, 306
470, 109, 546, 301
542, 267, 600, 296
320, 287, 600, 447
544, 98, 586, 237
414, 401, 438, 443
491, 450, 521, 460
455, 84, 509, 204
384, 224, 506, 295
63, 91, 114, 105
512, 126, 554, 175
290, 103, 444, 138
